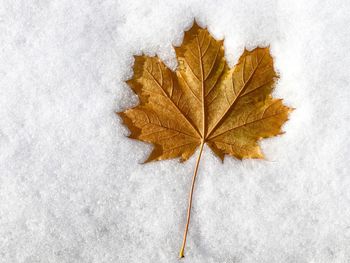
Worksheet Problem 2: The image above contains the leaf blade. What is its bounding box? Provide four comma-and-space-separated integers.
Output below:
120, 22, 293, 162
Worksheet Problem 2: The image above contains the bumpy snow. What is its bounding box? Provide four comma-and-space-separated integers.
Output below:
1, 0, 350, 262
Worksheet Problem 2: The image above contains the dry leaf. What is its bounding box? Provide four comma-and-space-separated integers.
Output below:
118, 21, 293, 258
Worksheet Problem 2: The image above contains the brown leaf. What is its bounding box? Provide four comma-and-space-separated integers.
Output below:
118, 21, 293, 258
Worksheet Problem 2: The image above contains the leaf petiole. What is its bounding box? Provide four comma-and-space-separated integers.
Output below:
179, 140, 205, 258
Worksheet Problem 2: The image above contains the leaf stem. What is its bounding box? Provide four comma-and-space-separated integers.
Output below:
179, 140, 205, 258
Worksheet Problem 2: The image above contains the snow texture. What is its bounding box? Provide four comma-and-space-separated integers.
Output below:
1, 0, 350, 262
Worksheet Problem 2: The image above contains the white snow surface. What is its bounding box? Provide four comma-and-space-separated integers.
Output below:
1, 0, 350, 262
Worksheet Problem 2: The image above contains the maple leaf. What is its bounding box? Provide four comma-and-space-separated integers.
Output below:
118, 21, 293, 258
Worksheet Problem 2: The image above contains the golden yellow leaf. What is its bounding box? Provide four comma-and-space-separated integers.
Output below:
118, 21, 293, 258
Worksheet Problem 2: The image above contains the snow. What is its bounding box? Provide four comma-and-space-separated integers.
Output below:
1, 0, 350, 262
